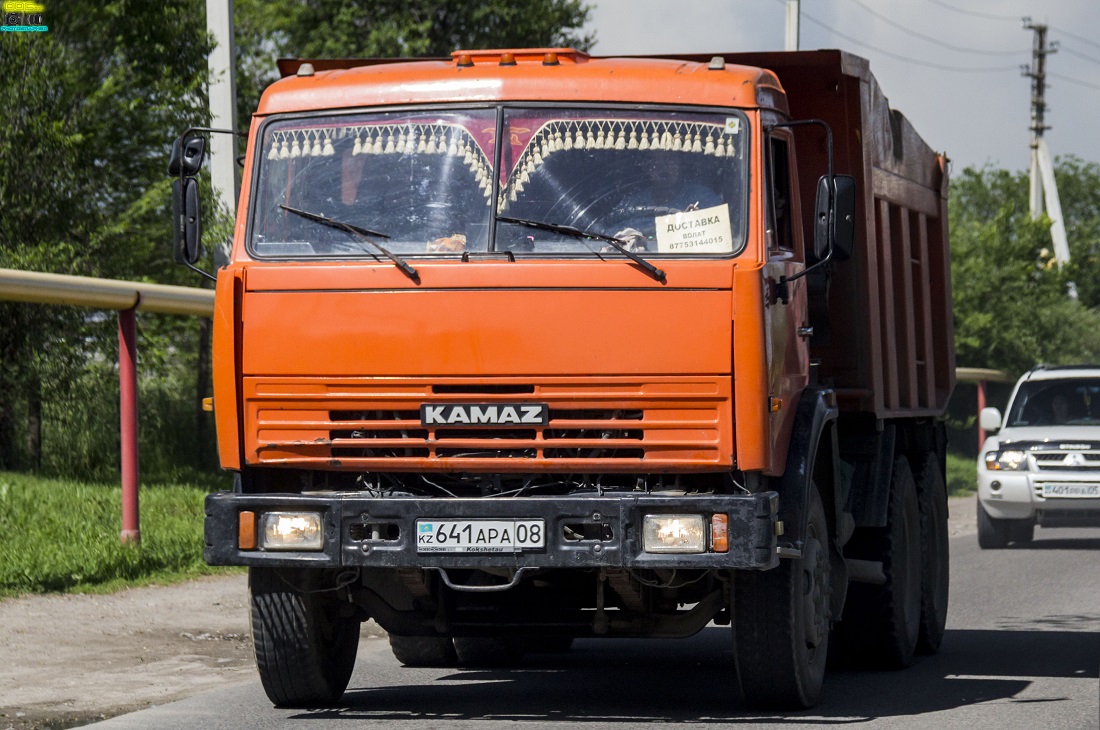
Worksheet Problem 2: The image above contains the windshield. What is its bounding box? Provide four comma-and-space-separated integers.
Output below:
1006, 378, 1100, 427
248, 106, 749, 259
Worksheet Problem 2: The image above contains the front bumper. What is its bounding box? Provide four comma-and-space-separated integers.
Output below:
978, 469, 1100, 521
205, 491, 779, 571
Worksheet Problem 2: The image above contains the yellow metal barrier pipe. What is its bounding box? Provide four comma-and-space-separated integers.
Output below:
0, 267, 214, 317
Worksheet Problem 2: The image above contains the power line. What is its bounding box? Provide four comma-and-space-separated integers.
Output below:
1050, 25, 1100, 52
846, 0, 1025, 57
796, 9, 1020, 73
1049, 72, 1100, 92
1059, 46, 1100, 67
921, 0, 1021, 22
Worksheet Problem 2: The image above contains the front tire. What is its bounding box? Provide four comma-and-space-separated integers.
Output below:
1009, 519, 1035, 544
732, 483, 831, 709
250, 568, 360, 707
977, 500, 1010, 549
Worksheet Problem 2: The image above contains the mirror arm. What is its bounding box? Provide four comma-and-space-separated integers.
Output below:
780, 245, 832, 285
185, 260, 217, 283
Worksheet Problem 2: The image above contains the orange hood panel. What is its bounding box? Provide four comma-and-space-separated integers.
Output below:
240, 264, 733, 378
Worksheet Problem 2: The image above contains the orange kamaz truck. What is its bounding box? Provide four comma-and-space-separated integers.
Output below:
171, 48, 954, 710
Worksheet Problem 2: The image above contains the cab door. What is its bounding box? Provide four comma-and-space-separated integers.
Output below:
762, 129, 810, 472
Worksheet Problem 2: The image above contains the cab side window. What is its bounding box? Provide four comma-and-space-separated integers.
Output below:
765, 136, 794, 252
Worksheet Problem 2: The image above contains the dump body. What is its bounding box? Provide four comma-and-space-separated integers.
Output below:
193, 48, 955, 710
702, 50, 955, 417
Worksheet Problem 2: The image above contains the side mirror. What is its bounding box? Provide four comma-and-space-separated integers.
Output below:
979, 407, 1003, 433
813, 174, 856, 262
171, 177, 202, 264
168, 136, 206, 176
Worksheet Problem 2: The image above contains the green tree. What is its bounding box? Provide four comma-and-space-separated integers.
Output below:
1056, 156, 1100, 309
234, 0, 594, 130
950, 163, 1100, 376
0, 1, 216, 477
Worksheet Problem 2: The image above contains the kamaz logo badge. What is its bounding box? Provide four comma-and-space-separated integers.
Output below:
420, 403, 549, 426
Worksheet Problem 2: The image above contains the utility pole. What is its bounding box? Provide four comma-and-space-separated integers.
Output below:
1023, 20, 1071, 270
785, 0, 801, 51
207, 0, 238, 268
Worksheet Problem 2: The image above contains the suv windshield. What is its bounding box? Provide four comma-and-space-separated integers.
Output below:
1006, 378, 1100, 427
249, 106, 749, 259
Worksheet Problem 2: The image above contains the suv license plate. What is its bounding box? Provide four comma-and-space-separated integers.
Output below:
1042, 484, 1100, 498
415, 519, 545, 553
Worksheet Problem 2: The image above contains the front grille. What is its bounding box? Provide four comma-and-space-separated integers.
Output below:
1033, 450, 1100, 472
243, 377, 730, 471
338, 408, 653, 460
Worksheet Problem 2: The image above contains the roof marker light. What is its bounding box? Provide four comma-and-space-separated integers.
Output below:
456, 53, 473, 67
500, 52, 517, 66
543, 52, 560, 66
708, 56, 725, 71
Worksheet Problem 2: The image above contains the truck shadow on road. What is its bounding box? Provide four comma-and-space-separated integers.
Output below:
292, 626, 1098, 724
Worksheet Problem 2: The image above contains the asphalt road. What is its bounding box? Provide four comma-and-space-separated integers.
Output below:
91, 525, 1100, 730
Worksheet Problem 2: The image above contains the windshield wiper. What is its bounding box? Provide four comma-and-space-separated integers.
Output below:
279, 204, 419, 282
497, 215, 666, 283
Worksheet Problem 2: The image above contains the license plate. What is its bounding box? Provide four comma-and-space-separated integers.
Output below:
1042, 483, 1100, 498
415, 519, 545, 553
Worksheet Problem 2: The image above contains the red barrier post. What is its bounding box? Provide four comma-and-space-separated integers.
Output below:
119, 306, 141, 544
976, 378, 987, 454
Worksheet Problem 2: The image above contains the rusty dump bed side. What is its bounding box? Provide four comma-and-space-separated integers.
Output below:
666, 51, 955, 419
752, 50, 954, 418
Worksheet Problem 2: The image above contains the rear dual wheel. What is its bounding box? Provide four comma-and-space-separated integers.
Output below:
833, 457, 922, 668
913, 452, 949, 655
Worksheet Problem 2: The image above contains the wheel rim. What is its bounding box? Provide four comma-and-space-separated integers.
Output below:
801, 527, 829, 660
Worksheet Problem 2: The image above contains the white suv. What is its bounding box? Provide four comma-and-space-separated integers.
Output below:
977, 365, 1100, 548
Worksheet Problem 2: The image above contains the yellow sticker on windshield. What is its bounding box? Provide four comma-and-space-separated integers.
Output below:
655, 204, 733, 254
724, 118, 740, 135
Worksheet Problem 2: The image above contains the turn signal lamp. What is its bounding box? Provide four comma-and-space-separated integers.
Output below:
710, 513, 729, 553
259, 512, 323, 551
643, 514, 706, 553
238, 511, 256, 550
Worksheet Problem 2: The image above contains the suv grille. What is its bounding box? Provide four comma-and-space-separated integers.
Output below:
1032, 450, 1100, 472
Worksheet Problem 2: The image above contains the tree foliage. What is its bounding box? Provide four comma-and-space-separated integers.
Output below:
233, 0, 594, 130
0, 1, 214, 476
1, 0, 595, 479
950, 160, 1100, 376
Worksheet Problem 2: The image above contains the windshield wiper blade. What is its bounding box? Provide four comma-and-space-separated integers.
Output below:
278, 204, 419, 282
497, 215, 666, 283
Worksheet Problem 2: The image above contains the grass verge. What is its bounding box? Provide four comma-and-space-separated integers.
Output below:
946, 452, 977, 497
0, 471, 240, 598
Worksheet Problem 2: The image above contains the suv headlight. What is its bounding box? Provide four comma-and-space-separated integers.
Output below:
984, 449, 1028, 471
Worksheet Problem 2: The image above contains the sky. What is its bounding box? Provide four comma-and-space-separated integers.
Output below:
585, 0, 1100, 173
